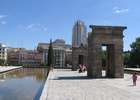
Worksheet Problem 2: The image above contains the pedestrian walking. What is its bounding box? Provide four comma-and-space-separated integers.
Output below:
132, 72, 137, 86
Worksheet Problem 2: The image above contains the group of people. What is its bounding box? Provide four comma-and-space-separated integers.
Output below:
78, 64, 138, 86
78, 64, 87, 73
78, 65, 138, 86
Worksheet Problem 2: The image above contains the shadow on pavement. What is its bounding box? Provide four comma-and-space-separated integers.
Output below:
53, 76, 89, 80
128, 84, 134, 87
52, 76, 111, 80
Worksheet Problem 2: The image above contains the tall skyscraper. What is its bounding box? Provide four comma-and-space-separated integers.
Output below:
72, 20, 87, 47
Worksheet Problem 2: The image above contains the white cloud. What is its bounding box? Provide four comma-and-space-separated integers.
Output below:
43, 27, 47, 32
0, 21, 7, 25
20, 24, 47, 32
0, 15, 7, 25
113, 6, 119, 10
26, 24, 35, 30
113, 6, 129, 14
0, 15, 7, 19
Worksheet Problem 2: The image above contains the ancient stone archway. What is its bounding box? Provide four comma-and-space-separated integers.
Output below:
72, 46, 87, 71
87, 25, 126, 78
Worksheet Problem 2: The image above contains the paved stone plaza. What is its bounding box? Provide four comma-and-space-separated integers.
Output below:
44, 69, 140, 100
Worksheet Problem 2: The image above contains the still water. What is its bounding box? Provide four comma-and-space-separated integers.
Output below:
0, 68, 48, 100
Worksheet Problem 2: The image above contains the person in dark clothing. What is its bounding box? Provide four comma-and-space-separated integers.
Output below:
132, 72, 137, 86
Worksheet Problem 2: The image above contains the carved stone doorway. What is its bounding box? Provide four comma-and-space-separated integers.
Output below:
87, 25, 126, 78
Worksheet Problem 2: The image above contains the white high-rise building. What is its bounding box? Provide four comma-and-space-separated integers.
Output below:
72, 20, 87, 47
0, 43, 7, 62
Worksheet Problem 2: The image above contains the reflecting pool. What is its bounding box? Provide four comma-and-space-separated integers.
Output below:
0, 68, 48, 100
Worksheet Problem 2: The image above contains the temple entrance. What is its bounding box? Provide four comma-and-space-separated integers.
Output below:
101, 46, 107, 77
72, 47, 87, 71
78, 55, 84, 65
101, 44, 115, 78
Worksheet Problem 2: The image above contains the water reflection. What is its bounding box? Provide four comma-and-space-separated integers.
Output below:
0, 68, 48, 100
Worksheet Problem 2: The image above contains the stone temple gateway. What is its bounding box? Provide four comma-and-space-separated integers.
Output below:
87, 25, 126, 78
72, 46, 87, 71
72, 25, 127, 78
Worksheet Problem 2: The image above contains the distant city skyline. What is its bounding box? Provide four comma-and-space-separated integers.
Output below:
0, 0, 140, 51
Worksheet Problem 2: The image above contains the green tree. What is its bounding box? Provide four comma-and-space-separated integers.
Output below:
130, 37, 140, 67
47, 39, 54, 68
0, 59, 5, 65
123, 51, 130, 67
102, 50, 107, 69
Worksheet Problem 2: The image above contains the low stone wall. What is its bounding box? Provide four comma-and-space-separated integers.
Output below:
0, 66, 22, 73
39, 70, 53, 100
124, 68, 140, 75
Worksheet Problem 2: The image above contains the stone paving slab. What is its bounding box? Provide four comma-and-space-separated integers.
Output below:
43, 69, 140, 100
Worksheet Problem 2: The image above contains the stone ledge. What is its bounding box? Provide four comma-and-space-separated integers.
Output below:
39, 70, 53, 100
0, 66, 22, 74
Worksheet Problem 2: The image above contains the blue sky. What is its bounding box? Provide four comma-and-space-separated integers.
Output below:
0, 0, 139, 50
